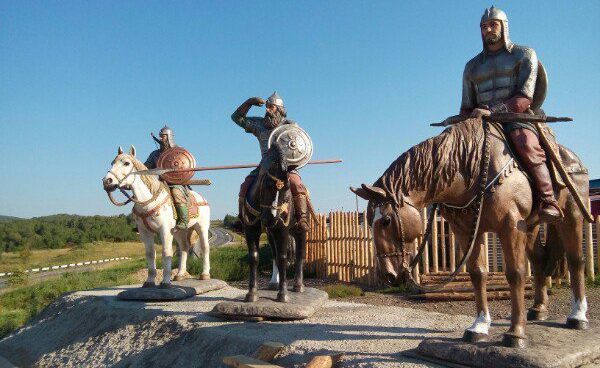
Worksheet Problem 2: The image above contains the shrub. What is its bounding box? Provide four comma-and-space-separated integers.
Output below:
323, 284, 363, 298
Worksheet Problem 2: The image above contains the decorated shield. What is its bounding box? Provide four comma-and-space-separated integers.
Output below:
268, 124, 313, 169
156, 146, 196, 185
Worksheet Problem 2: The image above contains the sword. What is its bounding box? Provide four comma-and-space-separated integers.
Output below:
132, 159, 343, 176
430, 113, 573, 127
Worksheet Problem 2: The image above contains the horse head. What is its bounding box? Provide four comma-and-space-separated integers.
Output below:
103, 146, 140, 206
259, 144, 291, 228
351, 184, 423, 286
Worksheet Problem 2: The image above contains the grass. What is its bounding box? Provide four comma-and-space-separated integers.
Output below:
0, 241, 155, 273
0, 258, 145, 339
323, 284, 364, 298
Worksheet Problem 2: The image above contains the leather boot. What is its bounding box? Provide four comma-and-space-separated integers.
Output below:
175, 204, 189, 230
293, 194, 310, 232
528, 163, 562, 223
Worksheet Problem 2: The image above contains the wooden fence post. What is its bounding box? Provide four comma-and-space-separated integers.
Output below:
449, 231, 456, 272
422, 208, 429, 274
432, 208, 439, 273
585, 213, 594, 281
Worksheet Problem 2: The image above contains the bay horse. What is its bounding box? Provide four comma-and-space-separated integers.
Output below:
102, 146, 211, 287
241, 145, 307, 303
351, 118, 589, 348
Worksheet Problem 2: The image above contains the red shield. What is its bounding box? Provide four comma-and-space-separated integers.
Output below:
157, 147, 197, 185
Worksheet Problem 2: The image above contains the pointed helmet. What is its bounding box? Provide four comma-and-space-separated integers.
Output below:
480, 6, 513, 52
266, 91, 285, 108
159, 125, 176, 147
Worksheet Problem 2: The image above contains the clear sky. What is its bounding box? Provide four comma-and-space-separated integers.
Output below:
1, 1, 598, 219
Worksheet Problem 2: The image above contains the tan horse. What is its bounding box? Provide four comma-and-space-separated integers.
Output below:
351, 119, 589, 348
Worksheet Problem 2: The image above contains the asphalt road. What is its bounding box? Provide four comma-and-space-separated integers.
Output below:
208, 227, 234, 247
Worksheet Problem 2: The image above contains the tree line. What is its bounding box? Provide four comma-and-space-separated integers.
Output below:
0, 214, 138, 252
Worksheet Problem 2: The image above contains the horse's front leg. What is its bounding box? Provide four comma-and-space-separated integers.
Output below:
292, 230, 307, 293
173, 232, 189, 281
271, 228, 290, 303
159, 227, 174, 288
499, 221, 529, 348
245, 224, 261, 302
267, 232, 279, 289
459, 233, 492, 343
139, 228, 157, 288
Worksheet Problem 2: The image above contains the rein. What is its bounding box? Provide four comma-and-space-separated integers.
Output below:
376, 121, 492, 292
242, 170, 291, 228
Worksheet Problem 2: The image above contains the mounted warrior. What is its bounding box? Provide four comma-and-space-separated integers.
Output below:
460, 6, 561, 223
145, 125, 191, 230
232, 92, 311, 232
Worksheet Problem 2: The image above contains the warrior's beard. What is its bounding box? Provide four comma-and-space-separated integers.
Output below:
264, 109, 284, 129
159, 141, 173, 151
485, 32, 502, 46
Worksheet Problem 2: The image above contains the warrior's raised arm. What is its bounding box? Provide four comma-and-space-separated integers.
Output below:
231, 97, 266, 134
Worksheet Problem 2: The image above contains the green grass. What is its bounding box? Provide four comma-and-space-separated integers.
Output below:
185, 244, 273, 281
0, 259, 145, 339
377, 285, 410, 294
323, 284, 364, 298
0, 241, 153, 273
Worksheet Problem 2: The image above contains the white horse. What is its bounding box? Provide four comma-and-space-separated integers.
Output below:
102, 146, 211, 287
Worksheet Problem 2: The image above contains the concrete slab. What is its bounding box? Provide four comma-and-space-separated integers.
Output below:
117, 279, 227, 301
210, 287, 329, 320
415, 320, 600, 368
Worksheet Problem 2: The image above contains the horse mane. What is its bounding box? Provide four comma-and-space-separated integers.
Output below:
114, 154, 162, 194
375, 118, 485, 202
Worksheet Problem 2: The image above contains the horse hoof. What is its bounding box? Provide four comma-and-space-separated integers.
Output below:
198, 273, 211, 280
502, 333, 527, 348
245, 293, 258, 303
462, 330, 488, 343
159, 282, 172, 289
527, 308, 549, 321
292, 285, 305, 293
142, 282, 155, 288
173, 274, 187, 281
566, 318, 589, 330
268, 283, 279, 290
277, 293, 289, 303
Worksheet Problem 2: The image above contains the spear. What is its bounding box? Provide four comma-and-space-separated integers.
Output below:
430, 112, 573, 127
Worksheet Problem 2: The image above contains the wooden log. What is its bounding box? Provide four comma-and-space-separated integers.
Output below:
253, 342, 285, 362
412, 239, 420, 284
305, 354, 342, 368
585, 206, 594, 281
223, 355, 283, 368
432, 209, 439, 273
411, 290, 534, 302
440, 216, 446, 271
422, 208, 430, 274
449, 231, 456, 272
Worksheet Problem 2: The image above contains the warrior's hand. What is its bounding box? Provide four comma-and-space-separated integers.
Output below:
470, 108, 491, 119
246, 97, 265, 107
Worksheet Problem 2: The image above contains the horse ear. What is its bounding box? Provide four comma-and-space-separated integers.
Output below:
350, 186, 369, 200
130, 145, 136, 157
351, 184, 388, 202
118, 146, 123, 155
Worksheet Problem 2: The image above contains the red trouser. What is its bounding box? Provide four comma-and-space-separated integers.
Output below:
508, 128, 554, 202
239, 172, 306, 198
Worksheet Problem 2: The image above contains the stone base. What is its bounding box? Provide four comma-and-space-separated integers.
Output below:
117, 279, 228, 301
414, 320, 600, 368
210, 287, 328, 320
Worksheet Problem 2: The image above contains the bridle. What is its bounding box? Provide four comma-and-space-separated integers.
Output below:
105, 160, 162, 207
259, 171, 291, 227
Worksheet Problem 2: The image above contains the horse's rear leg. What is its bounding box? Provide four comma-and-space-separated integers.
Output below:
159, 228, 174, 287
293, 231, 307, 293
459, 233, 491, 343
245, 224, 261, 302
526, 225, 549, 321
557, 212, 588, 329
198, 221, 211, 280
498, 223, 529, 348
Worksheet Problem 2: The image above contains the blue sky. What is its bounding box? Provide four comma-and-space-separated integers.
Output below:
1, 1, 598, 219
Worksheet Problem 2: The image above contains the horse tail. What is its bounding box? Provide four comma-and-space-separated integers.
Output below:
541, 224, 567, 278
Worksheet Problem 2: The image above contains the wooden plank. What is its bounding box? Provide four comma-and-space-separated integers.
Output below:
223, 355, 283, 368
597, 216, 600, 277
422, 208, 429, 274
483, 233, 489, 272
440, 216, 446, 271
449, 231, 456, 272
253, 342, 285, 362
585, 207, 595, 281
432, 208, 439, 273
305, 354, 342, 368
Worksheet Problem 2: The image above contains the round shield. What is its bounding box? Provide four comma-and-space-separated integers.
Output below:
157, 146, 196, 185
268, 124, 313, 169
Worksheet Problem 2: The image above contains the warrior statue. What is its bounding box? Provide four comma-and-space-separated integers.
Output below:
232, 92, 310, 231
460, 6, 561, 223
145, 125, 189, 230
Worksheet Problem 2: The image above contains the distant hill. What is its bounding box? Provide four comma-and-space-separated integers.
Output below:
0, 215, 22, 222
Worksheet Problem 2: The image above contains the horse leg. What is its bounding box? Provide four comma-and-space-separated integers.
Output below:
460, 233, 492, 343
245, 224, 261, 302
267, 232, 279, 290
140, 229, 157, 288
174, 232, 189, 281
557, 212, 588, 329
159, 228, 174, 288
271, 229, 289, 303
292, 230, 307, 293
198, 221, 211, 280
526, 225, 550, 321
498, 222, 529, 348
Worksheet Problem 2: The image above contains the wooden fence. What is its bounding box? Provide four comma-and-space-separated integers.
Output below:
305, 209, 600, 287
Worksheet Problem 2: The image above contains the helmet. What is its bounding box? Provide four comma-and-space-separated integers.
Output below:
158, 125, 176, 147
266, 91, 284, 108
480, 6, 513, 52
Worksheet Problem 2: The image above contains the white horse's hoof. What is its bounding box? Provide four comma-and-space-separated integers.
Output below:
173, 274, 187, 281
567, 318, 589, 330
199, 273, 211, 280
